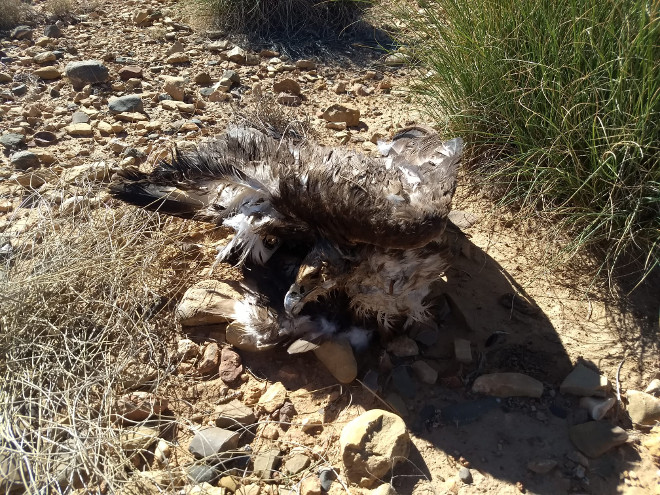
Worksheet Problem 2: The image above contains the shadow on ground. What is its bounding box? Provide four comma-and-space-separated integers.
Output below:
240, 228, 639, 495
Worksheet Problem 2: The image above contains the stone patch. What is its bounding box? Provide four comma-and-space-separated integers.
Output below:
65, 60, 109, 89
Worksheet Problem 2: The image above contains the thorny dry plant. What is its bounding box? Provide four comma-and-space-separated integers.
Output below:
0, 180, 195, 493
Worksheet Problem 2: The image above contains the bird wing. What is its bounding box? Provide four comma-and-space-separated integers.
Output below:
272, 127, 463, 249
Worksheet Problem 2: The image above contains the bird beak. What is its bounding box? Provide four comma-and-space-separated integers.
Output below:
284, 284, 303, 316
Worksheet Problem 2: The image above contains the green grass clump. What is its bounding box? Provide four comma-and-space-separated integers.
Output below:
193, 0, 373, 40
395, 0, 659, 282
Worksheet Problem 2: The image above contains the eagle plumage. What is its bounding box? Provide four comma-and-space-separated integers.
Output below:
109, 125, 463, 351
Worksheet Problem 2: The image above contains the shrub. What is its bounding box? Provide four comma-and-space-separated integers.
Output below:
0, 0, 32, 30
393, 0, 659, 282
193, 0, 374, 41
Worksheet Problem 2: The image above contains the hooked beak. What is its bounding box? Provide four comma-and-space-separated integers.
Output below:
284, 283, 303, 316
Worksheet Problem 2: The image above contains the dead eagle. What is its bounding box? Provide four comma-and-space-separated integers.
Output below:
109, 125, 463, 351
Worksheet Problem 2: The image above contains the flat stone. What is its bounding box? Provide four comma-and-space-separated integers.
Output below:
527, 459, 557, 474
219, 347, 243, 385
253, 448, 280, 480
215, 399, 255, 429
114, 112, 148, 122
197, 342, 220, 374
34, 67, 61, 79
10, 151, 39, 170
472, 372, 543, 398
71, 111, 90, 124
114, 391, 168, 422
340, 409, 410, 488
166, 53, 190, 64
295, 59, 316, 70
0, 133, 25, 149
65, 60, 109, 89
161, 100, 195, 113
227, 46, 247, 63
454, 338, 472, 363
65, 123, 94, 137
177, 338, 199, 360
33, 51, 56, 64
257, 381, 287, 414
177, 280, 242, 325
283, 453, 311, 475
313, 339, 358, 383
118, 66, 143, 80
321, 103, 360, 127
0, 73, 11, 83
188, 427, 239, 460
568, 421, 628, 458
385, 52, 408, 66
412, 360, 438, 384
387, 336, 419, 357
560, 363, 611, 397
627, 390, 660, 425
12, 84, 27, 96
108, 94, 144, 113
186, 464, 219, 484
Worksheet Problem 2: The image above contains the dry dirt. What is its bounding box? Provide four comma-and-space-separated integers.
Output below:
1, 0, 659, 494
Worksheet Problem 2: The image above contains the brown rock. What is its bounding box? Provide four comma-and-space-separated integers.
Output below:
627, 390, 660, 425
339, 409, 410, 487
65, 123, 93, 137
34, 67, 61, 80
197, 342, 220, 374
256, 381, 287, 414
162, 75, 186, 101
472, 372, 543, 398
322, 103, 360, 127
215, 399, 255, 429
219, 347, 243, 385
176, 280, 241, 326
313, 340, 357, 384
273, 78, 301, 95
114, 391, 168, 422
166, 53, 190, 64
118, 66, 143, 80
194, 72, 213, 84
33, 51, 56, 64
276, 93, 301, 106
569, 421, 628, 458
300, 476, 322, 495
387, 336, 419, 357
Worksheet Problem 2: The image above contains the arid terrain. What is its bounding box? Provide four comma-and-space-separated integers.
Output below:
1, 1, 659, 494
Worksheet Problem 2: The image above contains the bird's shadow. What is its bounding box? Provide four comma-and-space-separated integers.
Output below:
241, 226, 639, 495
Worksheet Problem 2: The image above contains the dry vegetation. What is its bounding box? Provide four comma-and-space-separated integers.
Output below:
0, 180, 199, 492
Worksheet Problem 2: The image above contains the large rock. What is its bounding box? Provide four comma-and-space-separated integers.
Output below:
176, 280, 242, 326
339, 409, 410, 487
10, 151, 39, 170
273, 78, 301, 96
108, 94, 144, 114
197, 342, 220, 374
313, 339, 357, 384
188, 427, 239, 460
11, 26, 33, 40
44, 24, 63, 38
65, 60, 109, 89
253, 448, 280, 480
560, 363, 610, 397
322, 103, 360, 127
627, 390, 660, 425
568, 421, 628, 458
33, 67, 61, 80
472, 372, 543, 398
256, 381, 287, 414
0, 133, 26, 150
163, 76, 186, 101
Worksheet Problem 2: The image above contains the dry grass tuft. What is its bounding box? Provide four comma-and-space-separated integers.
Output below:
0, 182, 199, 493
0, 0, 33, 30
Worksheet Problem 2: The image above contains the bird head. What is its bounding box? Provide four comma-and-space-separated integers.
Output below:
284, 241, 350, 316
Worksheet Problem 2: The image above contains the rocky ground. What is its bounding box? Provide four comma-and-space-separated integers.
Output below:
1, 0, 659, 494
